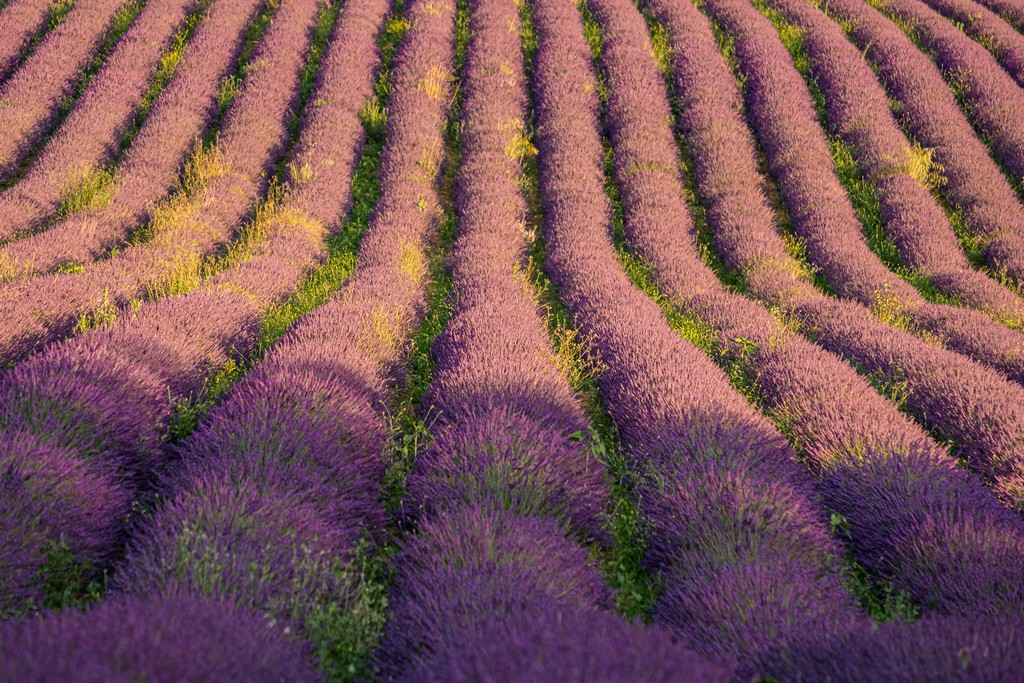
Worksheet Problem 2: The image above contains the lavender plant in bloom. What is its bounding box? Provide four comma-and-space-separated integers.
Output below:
874, 0, 1024, 184
818, 0, 1024, 288
0, 0, 137, 178
117, 474, 358, 628
0, 430, 127, 615
0, 0, 266, 278
403, 0, 607, 544
763, 0, 1024, 325
588, 0, 1024, 626
700, 0, 1024, 387
399, 603, 733, 683
0, 0, 203, 241
380, 504, 612, 677
0, 0, 58, 82
529, 0, 859, 671
766, 614, 1024, 682
407, 408, 608, 543
0, 592, 323, 682
0, 0, 324, 363
918, 0, 1024, 85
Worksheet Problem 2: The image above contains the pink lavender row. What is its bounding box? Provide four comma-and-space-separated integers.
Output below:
0, 0, 323, 364
702, 0, 1024, 389
0, 0, 265, 279
646, 0, 1024, 512
0, 0, 202, 242
111, 0, 452, 669
531, 0, 863, 675
920, 0, 1024, 84
0, 0, 136, 179
209, 0, 389, 299
0, 0, 56, 82
764, 0, 1024, 324
599, 0, 1024, 629
372, 2, 722, 677
878, 0, 1024, 185
281, 0, 382, 228
0, 0, 389, 623
820, 0, 1024, 287
976, 0, 1024, 29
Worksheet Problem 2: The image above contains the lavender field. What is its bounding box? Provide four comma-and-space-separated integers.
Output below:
2, 0, 1024, 678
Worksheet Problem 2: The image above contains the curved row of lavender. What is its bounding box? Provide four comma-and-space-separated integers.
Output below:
608, 0, 1024, 677
875, 0, 1024, 181
701, 0, 1024, 388
109, 0, 453, 671
0, 290, 264, 616
0, 0, 58, 82
377, 2, 728, 678
819, 0, 1024, 288
0, 592, 321, 681
976, 0, 1024, 29
692, 0, 1024, 510
0, 0, 323, 364
0, 0, 389, 618
0, 0, 265, 279
0, 0, 137, 179
919, 0, 1024, 85
530, 0, 871, 675
764, 0, 1024, 326
595, 0, 1024, 636
0, 0, 202, 242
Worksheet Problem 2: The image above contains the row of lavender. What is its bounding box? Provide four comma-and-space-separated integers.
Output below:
0, 0, 323, 362
0, 0, 205, 241
376, 0, 728, 677
587, 0, 1024, 676
674, 0, 1024, 513
0, 0, 265, 278
0, 0, 141, 179
0, 0, 394, 673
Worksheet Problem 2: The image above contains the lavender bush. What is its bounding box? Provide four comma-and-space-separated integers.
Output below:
820, 0, 1024, 288
0, 592, 322, 681
0, 0, 202, 240
0, 0, 59, 82
0, 0, 265, 275
0, 0, 137, 178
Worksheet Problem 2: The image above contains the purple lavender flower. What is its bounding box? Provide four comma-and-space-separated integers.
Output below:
380, 503, 612, 677
0, 591, 323, 681
0, 0, 203, 238
400, 603, 734, 683
0, 0, 137, 179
